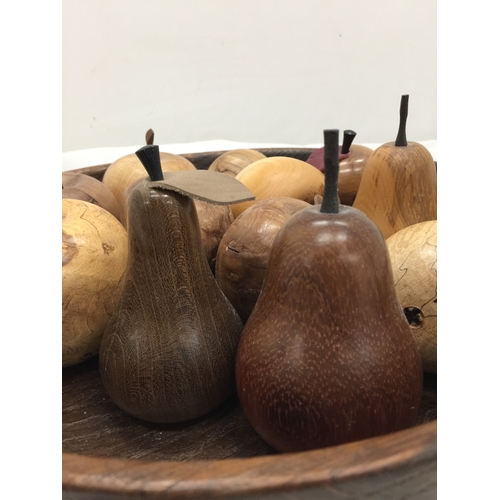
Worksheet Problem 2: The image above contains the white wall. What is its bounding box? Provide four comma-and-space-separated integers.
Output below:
62, 0, 436, 152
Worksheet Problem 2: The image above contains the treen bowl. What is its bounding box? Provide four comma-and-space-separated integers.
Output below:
62, 148, 437, 500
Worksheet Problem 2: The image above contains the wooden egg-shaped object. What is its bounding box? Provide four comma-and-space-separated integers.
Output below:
386, 220, 437, 373
230, 157, 324, 219
208, 148, 266, 177
62, 199, 128, 368
102, 152, 196, 208
216, 197, 310, 319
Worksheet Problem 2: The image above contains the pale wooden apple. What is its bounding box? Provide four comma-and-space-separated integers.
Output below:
102, 152, 196, 208
62, 199, 128, 368
208, 148, 266, 177
386, 220, 437, 373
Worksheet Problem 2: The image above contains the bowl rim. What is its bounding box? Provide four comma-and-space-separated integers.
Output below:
62, 420, 436, 498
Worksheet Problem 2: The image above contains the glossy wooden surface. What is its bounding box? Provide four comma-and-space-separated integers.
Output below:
63, 356, 436, 499
235, 205, 423, 452
63, 150, 437, 499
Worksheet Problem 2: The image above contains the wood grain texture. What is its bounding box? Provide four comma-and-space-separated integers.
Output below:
62, 172, 125, 225
63, 154, 436, 500
99, 185, 243, 423
236, 205, 423, 452
215, 197, 311, 320
386, 221, 437, 373
63, 358, 435, 499
352, 142, 437, 239
62, 358, 436, 500
208, 149, 267, 177
194, 200, 234, 273
62, 199, 128, 368
102, 152, 196, 208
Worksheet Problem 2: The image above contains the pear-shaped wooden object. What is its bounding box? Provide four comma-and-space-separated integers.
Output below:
235, 130, 422, 453
99, 146, 245, 424
352, 95, 437, 239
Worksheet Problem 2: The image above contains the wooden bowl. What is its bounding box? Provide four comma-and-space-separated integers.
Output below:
62, 148, 437, 500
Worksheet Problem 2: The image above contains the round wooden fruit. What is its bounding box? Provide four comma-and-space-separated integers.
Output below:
62, 199, 128, 368
208, 148, 266, 177
102, 152, 196, 208
216, 197, 310, 319
230, 157, 324, 219
386, 220, 437, 373
62, 156, 437, 500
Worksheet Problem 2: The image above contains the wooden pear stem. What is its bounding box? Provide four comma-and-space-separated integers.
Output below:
135, 145, 164, 181
320, 129, 340, 214
145, 129, 155, 145
341, 130, 356, 154
395, 95, 409, 147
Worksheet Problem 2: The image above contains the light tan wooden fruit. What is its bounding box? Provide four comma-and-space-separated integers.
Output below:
216, 197, 310, 319
62, 172, 124, 225
352, 142, 437, 239
62, 199, 128, 368
102, 152, 196, 208
208, 149, 266, 177
386, 220, 437, 373
230, 157, 324, 219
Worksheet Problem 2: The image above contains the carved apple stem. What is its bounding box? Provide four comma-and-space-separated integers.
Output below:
395, 94, 409, 147
145, 128, 155, 145
135, 145, 164, 181
341, 130, 357, 155
320, 129, 340, 214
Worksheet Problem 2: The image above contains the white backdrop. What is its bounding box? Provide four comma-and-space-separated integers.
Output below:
62, 0, 436, 152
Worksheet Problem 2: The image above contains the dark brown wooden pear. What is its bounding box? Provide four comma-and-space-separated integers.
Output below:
352, 95, 437, 238
99, 145, 244, 424
235, 130, 422, 453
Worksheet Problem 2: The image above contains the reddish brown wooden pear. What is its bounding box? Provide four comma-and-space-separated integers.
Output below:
99, 145, 245, 424
235, 130, 423, 453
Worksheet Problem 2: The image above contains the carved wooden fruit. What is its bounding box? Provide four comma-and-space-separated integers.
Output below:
352, 95, 437, 239
386, 220, 437, 373
306, 130, 373, 205
235, 130, 422, 453
62, 199, 128, 368
99, 146, 245, 424
215, 197, 310, 320
62, 171, 124, 225
230, 157, 324, 219
195, 200, 234, 272
208, 148, 266, 177
122, 177, 233, 269
102, 151, 196, 209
